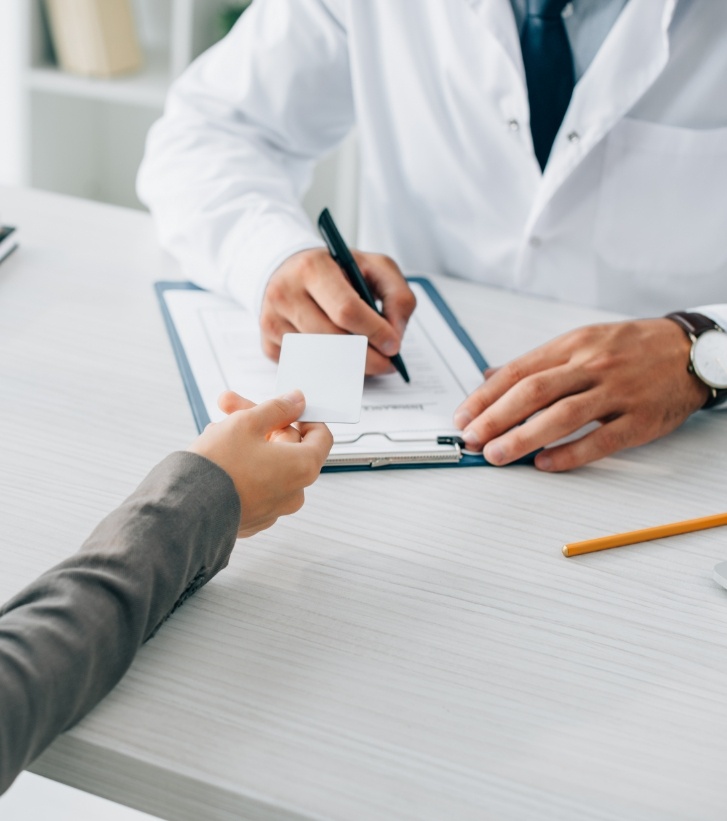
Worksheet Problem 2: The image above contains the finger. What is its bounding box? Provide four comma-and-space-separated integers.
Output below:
355, 252, 417, 338
268, 425, 302, 444
287, 291, 396, 376
482, 388, 608, 465
365, 347, 396, 376
292, 422, 334, 476
461, 364, 591, 451
246, 492, 305, 525
534, 416, 634, 472
262, 339, 281, 363
238, 516, 278, 538
285, 293, 347, 337
280, 489, 305, 516
453, 344, 573, 429
307, 266, 401, 358
483, 366, 500, 379
248, 390, 306, 434
238, 490, 305, 537
218, 391, 256, 415
259, 312, 297, 348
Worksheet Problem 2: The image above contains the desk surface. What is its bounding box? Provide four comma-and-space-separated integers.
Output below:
1, 187, 727, 821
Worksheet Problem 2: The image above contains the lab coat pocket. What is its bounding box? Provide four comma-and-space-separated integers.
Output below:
595, 118, 727, 276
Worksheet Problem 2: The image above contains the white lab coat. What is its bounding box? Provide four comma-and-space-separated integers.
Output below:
137, 0, 727, 328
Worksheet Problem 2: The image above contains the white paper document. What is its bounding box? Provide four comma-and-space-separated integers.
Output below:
162, 280, 486, 468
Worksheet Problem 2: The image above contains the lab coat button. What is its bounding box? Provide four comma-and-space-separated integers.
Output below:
567, 131, 580, 144
507, 119, 520, 132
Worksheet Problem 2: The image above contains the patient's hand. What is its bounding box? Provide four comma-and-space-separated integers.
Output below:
189, 390, 333, 537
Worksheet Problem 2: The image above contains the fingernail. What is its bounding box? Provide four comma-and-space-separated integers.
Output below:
461, 429, 481, 449
453, 409, 472, 429
484, 442, 505, 465
381, 338, 398, 356
536, 453, 553, 471
282, 389, 305, 405
396, 319, 407, 338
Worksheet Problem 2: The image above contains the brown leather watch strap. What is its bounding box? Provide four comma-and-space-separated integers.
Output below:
665, 311, 721, 338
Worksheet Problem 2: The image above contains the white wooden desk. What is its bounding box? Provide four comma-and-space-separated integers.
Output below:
1, 187, 727, 821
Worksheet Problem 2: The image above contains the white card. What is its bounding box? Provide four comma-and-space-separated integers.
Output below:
275, 334, 367, 423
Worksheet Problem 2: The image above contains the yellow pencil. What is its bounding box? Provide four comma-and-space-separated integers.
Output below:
562, 512, 727, 558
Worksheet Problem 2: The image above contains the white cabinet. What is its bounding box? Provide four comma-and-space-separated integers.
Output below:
16, 0, 358, 238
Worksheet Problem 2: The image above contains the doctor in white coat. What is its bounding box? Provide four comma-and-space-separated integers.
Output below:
138, 0, 727, 471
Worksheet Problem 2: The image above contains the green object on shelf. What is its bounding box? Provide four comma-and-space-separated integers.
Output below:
219, 2, 253, 38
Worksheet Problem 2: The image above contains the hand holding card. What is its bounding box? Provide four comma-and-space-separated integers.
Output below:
275, 334, 367, 423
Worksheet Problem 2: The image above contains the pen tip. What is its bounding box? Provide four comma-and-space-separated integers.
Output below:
562, 545, 570, 557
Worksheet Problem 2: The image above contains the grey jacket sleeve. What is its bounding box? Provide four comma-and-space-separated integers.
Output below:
0, 451, 241, 795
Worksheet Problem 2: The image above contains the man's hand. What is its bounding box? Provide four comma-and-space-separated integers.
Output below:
453, 319, 708, 472
260, 248, 417, 375
189, 390, 333, 537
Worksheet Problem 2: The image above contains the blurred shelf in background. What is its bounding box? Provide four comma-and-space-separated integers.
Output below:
13, 0, 359, 239
20, 0, 231, 209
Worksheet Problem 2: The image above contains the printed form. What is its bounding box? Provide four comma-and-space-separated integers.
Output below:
163, 281, 486, 467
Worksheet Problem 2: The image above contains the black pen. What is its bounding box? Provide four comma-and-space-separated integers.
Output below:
318, 208, 410, 383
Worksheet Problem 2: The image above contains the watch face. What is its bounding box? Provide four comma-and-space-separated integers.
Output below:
692, 330, 727, 389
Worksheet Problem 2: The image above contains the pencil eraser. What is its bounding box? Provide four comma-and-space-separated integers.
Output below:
275, 334, 367, 423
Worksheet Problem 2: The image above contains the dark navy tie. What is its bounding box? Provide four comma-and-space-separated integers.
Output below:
520, 0, 575, 171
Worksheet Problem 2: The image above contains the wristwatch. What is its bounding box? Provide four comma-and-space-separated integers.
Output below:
665, 311, 727, 408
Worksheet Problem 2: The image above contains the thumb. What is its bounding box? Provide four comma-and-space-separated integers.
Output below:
249, 390, 306, 433
218, 390, 256, 415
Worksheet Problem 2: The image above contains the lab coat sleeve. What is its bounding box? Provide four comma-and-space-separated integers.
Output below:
137, 0, 354, 314
694, 304, 727, 331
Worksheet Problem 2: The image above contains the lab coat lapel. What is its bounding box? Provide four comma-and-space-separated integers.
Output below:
527, 0, 679, 232
462, 0, 525, 85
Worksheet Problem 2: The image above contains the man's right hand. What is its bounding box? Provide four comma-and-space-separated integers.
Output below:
189, 390, 333, 538
260, 248, 417, 376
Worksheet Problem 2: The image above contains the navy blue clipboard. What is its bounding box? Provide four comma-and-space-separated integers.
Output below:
155, 277, 513, 471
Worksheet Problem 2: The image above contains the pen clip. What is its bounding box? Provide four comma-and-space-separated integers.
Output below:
318, 222, 336, 259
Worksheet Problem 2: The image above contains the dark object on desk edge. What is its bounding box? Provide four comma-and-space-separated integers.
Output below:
317, 208, 410, 383
0, 225, 18, 264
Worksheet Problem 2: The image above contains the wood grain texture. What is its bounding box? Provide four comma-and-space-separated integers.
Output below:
1, 187, 727, 821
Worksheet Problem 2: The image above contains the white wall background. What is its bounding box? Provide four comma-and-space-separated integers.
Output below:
0, 0, 23, 187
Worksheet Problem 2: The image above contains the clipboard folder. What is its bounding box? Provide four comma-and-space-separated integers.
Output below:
156, 277, 511, 472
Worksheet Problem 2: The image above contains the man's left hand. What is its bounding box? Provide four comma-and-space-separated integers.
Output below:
453, 319, 709, 472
